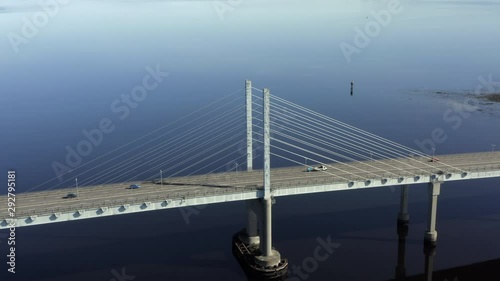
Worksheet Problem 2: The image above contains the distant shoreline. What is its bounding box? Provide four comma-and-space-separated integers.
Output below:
421, 90, 500, 104
482, 93, 500, 103
429, 90, 500, 104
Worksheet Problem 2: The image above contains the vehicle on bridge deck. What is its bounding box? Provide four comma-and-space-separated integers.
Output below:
429, 157, 440, 162
306, 165, 328, 172
129, 184, 141, 189
64, 193, 78, 199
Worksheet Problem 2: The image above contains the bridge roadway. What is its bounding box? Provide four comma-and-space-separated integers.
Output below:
1, 152, 500, 228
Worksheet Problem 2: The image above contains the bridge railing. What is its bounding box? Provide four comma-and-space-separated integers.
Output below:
4, 186, 259, 219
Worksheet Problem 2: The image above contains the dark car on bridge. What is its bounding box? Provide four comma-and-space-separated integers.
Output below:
64, 193, 78, 199
129, 184, 141, 189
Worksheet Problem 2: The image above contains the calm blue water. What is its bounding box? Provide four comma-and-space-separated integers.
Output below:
1, 0, 500, 280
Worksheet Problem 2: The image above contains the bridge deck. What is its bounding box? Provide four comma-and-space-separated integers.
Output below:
1, 152, 500, 228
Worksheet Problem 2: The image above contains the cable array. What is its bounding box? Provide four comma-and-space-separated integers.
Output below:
250, 91, 464, 180
26, 89, 246, 192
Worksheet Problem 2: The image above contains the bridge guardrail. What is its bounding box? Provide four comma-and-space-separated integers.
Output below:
271, 164, 500, 191
2, 185, 259, 219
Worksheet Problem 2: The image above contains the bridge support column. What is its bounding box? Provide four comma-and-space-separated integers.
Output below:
239, 80, 259, 245
232, 85, 287, 279
397, 185, 410, 226
424, 182, 441, 246
254, 87, 281, 268
240, 199, 260, 245
395, 185, 409, 280
255, 198, 281, 267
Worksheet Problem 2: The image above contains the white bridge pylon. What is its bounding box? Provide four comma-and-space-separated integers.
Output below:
241, 81, 281, 267
240, 79, 475, 255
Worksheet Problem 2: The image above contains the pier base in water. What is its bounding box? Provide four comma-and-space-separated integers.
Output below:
232, 230, 288, 280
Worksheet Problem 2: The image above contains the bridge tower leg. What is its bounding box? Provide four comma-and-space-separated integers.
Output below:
424, 182, 441, 246
246, 79, 253, 172
232, 85, 287, 279
254, 87, 282, 268
397, 184, 410, 226
242, 200, 260, 245
239, 80, 261, 245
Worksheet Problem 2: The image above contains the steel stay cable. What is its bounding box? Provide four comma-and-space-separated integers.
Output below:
269, 102, 450, 174
269, 121, 403, 177
27, 88, 243, 193
271, 95, 465, 173
268, 111, 430, 175
124, 122, 247, 183
84, 105, 246, 186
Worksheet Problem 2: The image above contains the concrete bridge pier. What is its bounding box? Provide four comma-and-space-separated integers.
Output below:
255, 198, 281, 267
232, 84, 288, 279
397, 184, 410, 226
254, 87, 282, 268
240, 200, 260, 245
424, 182, 441, 246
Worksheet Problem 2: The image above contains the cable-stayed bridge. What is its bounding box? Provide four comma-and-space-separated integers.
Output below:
2, 80, 500, 277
